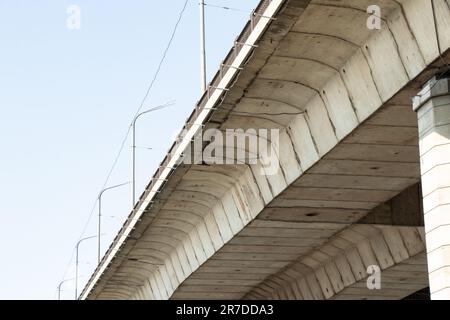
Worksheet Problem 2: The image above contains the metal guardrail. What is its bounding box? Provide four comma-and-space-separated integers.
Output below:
81, 0, 278, 298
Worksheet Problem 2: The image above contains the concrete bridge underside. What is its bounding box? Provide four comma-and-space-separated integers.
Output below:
82, 0, 450, 300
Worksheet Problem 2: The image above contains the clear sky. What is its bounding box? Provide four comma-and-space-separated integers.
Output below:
0, 0, 260, 300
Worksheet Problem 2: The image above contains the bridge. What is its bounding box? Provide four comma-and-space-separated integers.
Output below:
80, 0, 450, 300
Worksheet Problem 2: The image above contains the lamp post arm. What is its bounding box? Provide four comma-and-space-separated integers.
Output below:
97, 182, 130, 264
57, 278, 74, 300
98, 181, 131, 199
75, 235, 97, 300
131, 102, 174, 207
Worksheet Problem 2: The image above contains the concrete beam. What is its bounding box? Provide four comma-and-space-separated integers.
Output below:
84, 0, 450, 300
244, 224, 427, 300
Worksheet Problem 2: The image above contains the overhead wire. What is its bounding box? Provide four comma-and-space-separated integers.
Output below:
63, 0, 272, 297
58, 0, 190, 294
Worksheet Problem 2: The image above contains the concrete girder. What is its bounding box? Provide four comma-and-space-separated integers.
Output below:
83, 0, 450, 300
244, 224, 426, 300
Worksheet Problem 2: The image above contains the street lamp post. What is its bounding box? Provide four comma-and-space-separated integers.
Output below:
97, 182, 130, 264
57, 278, 74, 300
200, 0, 206, 93
75, 235, 97, 300
131, 104, 172, 207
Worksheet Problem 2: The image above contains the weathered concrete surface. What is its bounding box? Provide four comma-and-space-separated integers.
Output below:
82, 0, 450, 300
243, 225, 427, 300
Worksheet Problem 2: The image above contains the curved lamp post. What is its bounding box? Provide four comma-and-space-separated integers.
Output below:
75, 235, 97, 300
97, 182, 130, 264
131, 103, 172, 207
200, 0, 206, 93
57, 278, 74, 300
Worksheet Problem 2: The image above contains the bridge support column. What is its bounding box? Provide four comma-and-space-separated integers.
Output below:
413, 75, 450, 299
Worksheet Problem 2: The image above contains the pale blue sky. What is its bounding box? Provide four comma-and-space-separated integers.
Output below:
0, 0, 259, 299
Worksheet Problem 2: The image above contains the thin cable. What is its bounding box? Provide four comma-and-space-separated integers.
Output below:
132, 0, 188, 119
59, 0, 189, 291
73, 0, 258, 296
